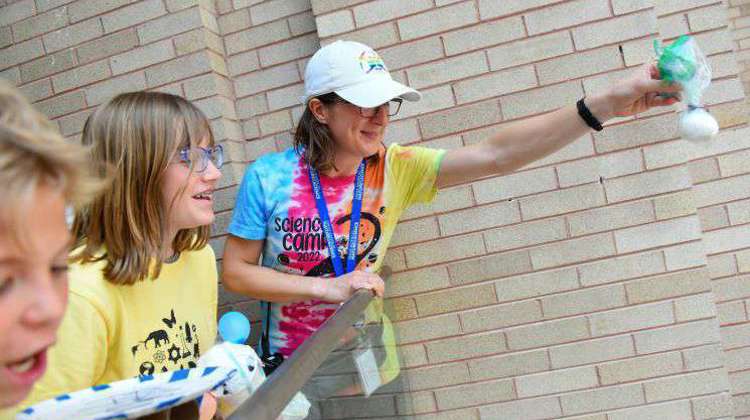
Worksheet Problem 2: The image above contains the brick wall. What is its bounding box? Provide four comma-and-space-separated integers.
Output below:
2, 0, 750, 418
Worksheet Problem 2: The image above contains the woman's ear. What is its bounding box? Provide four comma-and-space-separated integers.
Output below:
308, 99, 328, 124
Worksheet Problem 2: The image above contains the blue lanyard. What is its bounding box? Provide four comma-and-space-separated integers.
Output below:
308, 160, 366, 277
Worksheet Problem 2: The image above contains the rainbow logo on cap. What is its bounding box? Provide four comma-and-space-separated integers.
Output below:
358, 51, 386, 73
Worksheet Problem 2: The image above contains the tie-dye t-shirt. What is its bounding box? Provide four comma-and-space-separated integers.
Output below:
228, 143, 445, 357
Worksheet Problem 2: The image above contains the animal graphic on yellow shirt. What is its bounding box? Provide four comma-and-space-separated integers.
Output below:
130, 309, 201, 376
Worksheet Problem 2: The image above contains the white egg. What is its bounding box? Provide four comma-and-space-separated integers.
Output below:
679, 107, 719, 142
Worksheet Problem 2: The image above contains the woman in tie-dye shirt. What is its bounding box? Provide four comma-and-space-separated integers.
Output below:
222, 40, 681, 376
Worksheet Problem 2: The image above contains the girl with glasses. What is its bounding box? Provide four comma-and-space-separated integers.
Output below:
13, 91, 223, 412
0, 82, 102, 414
223, 40, 681, 391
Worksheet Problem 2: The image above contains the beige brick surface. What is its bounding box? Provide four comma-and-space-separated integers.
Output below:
418, 99, 501, 140
397, 1, 477, 41
435, 379, 514, 410
456, 65, 538, 105
12, 6, 68, 42
634, 319, 722, 354
468, 349, 549, 381
560, 383, 645, 416
568, 200, 654, 237
442, 16, 525, 57
598, 351, 683, 385
608, 400, 692, 420
644, 369, 730, 402
573, 11, 657, 50
472, 167, 557, 204
500, 81, 583, 120
525, 0, 611, 35
604, 166, 692, 203
537, 47, 622, 86
0, 0, 36, 28
137, 7, 203, 45
101, 0, 167, 33
425, 330, 506, 364
484, 217, 567, 253
404, 232, 485, 268
110, 39, 175, 75
406, 51, 488, 90
67, 0, 128, 23
461, 300, 543, 333
415, 283, 497, 317
248, 0, 310, 25
478, 396, 562, 420
692, 392, 736, 420
407, 361, 470, 391
590, 301, 674, 336
19, 78, 53, 102
85, 71, 147, 105
234, 62, 300, 97
529, 232, 616, 270
549, 335, 634, 368
542, 284, 627, 319
494, 267, 579, 302
0, 38, 45, 70
52, 59, 111, 92
394, 313, 461, 344
578, 250, 665, 286
614, 216, 702, 253
556, 149, 643, 188
506, 316, 590, 350
516, 366, 599, 398
519, 183, 606, 220
351, 0, 431, 27
487, 30, 573, 71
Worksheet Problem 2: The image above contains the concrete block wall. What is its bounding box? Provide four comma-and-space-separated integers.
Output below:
2, 0, 750, 418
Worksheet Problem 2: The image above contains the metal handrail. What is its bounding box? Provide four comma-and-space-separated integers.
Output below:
228, 288, 375, 420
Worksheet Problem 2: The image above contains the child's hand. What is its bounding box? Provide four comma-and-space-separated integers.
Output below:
198, 392, 222, 420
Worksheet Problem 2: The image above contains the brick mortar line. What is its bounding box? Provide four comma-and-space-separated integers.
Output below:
656, 1, 727, 19
386, 260, 713, 316
392, 307, 718, 351
385, 232, 699, 285
224, 29, 318, 62
391, 256, 703, 302
338, 373, 728, 418
392, 190, 701, 249
398, 287, 715, 339
333, 341, 725, 385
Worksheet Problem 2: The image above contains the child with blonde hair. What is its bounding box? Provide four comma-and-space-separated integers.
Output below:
0, 81, 101, 411
12, 91, 223, 414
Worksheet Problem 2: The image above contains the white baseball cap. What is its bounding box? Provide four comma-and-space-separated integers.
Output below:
301, 40, 422, 108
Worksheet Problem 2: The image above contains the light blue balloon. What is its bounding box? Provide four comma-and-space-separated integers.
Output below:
218, 311, 251, 344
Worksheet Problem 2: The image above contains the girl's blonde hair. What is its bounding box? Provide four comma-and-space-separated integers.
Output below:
0, 81, 101, 247
72, 91, 215, 285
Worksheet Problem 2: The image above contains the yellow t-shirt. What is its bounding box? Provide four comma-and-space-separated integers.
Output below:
3, 246, 218, 418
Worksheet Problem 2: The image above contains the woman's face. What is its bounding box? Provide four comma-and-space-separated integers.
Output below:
161, 138, 222, 235
0, 184, 70, 407
324, 100, 390, 160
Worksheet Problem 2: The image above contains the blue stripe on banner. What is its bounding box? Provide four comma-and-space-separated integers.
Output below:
21, 408, 33, 414
156, 397, 182, 410
92, 384, 111, 391
169, 369, 189, 382
55, 394, 71, 401
96, 414, 128, 420
139, 374, 154, 382
202, 366, 217, 377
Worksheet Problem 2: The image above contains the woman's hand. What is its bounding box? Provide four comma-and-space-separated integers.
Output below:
313, 271, 385, 303
589, 63, 683, 121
